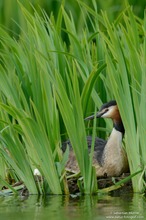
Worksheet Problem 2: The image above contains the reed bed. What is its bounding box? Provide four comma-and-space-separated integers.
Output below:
0, 1, 145, 194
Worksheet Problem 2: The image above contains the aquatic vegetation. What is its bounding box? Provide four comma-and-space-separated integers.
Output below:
0, 1, 145, 194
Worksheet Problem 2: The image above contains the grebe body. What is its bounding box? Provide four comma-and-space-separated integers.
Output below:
62, 100, 129, 177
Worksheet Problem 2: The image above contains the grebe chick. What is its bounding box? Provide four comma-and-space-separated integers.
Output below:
62, 100, 129, 177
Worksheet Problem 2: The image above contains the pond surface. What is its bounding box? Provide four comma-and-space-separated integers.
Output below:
0, 192, 145, 220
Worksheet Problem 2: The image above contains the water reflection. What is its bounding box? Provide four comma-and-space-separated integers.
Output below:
0, 192, 145, 220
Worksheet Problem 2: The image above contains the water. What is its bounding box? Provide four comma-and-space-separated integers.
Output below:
0, 192, 145, 220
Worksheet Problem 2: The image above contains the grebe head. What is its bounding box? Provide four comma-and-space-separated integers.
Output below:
85, 100, 121, 123
85, 100, 125, 134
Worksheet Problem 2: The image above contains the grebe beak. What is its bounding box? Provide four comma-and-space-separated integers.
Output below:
85, 111, 103, 120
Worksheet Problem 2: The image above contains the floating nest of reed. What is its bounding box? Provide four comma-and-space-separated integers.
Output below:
1, 172, 132, 196
67, 172, 132, 194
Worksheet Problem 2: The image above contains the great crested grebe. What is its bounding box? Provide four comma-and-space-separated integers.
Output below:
62, 100, 129, 177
